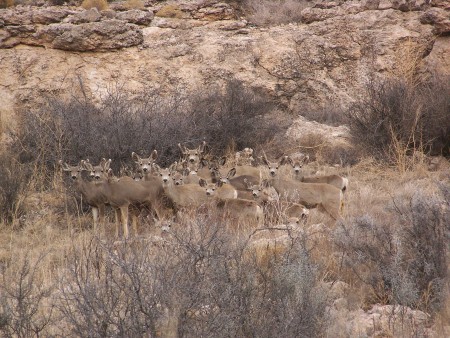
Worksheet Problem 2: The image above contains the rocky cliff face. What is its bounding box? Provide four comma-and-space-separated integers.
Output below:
0, 0, 448, 131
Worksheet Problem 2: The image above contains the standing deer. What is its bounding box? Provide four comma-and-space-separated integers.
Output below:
132, 150, 158, 180
245, 179, 309, 223
260, 155, 343, 220
198, 179, 263, 229
155, 164, 208, 211
85, 159, 168, 238
285, 157, 348, 192
178, 141, 207, 165
59, 160, 107, 232
210, 156, 262, 181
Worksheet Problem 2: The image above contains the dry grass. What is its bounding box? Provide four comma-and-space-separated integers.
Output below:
81, 0, 108, 11
155, 4, 185, 19
124, 0, 145, 10
0, 0, 14, 8
0, 159, 450, 335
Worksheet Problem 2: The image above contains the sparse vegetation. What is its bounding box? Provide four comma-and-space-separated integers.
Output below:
81, 0, 108, 11
124, 0, 144, 10
0, 0, 14, 8
155, 4, 185, 19
0, 52, 449, 337
345, 74, 450, 169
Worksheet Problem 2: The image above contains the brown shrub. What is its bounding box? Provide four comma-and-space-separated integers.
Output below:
0, 0, 14, 8
124, 0, 144, 10
81, 0, 108, 11
156, 4, 185, 19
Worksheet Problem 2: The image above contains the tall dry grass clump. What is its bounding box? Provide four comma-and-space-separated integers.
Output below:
124, 0, 144, 10
81, 0, 108, 11
346, 39, 449, 171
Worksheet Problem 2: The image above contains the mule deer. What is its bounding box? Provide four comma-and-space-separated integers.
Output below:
178, 141, 206, 165
132, 150, 158, 180
260, 177, 343, 221
261, 153, 290, 178
156, 164, 208, 210
198, 175, 238, 200
245, 179, 309, 223
210, 156, 262, 181
85, 159, 168, 238
59, 160, 107, 231
286, 157, 348, 192
235, 147, 255, 166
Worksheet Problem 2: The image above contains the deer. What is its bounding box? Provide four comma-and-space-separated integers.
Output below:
178, 141, 207, 166
210, 167, 260, 200
132, 150, 158, 180
59, 160, 108, 232
260, 154, 343, 221
198, 173, 238, 200
198, 179, 263, 229
85, 159, 169, 238
210, 156, 262, 182
285, 156, 348, 193
155, 164, 209, 211
245, 179, 309, 224
235, 147, 255, 166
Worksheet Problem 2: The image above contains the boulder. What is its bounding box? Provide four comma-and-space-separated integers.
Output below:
115, 9, 154, 25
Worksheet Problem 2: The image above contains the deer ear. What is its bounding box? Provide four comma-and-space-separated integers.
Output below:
151, 150, 158, 160
227, 168, 236, 179
59, 161, 70, 171
199, 179, 207, 187
199, 141, 206, 153
107, 168, 114, 178
152, 163, 161, 172
218, 156, 226, 166
261, 179, 270, 188
280, 156, 289, 166
81, 160, 92, 171
131, 152, 140, 162
178, 143, 186, 154
104, 159, 112, 171
261, 152, 269, 165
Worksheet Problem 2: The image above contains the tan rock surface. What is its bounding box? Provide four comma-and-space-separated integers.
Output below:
0, 1, 448, 133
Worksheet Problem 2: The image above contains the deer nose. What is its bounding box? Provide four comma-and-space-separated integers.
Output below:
189, 158, 195, 163
175, 181, 180, 185
71, 175, 77, 180
206, 191, 211, 195
142, 167, 148, 172
252, 192, 257, 197
163, 178, 168, 183
270, 171, 276, 176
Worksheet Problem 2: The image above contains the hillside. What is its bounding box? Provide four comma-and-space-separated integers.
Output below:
0, 0, 449, 337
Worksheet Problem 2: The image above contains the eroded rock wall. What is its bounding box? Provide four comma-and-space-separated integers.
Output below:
0, 0, 448, 131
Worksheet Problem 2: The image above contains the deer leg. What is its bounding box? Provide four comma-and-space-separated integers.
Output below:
92, 207, 99, 231
121, 205, 129, 239
114, 208, 121, 238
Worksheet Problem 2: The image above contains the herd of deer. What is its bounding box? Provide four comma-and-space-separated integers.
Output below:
59, 142, 348, 238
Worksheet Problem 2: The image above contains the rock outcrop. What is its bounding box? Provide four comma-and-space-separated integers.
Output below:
0, 0, 448, 130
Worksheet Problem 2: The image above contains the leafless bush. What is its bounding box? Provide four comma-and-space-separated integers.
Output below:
10, 79, 280, 178
0, 152, 31, 224
54, 212, 327, 337
334, 190, 448, 311
345, 75, 450, 164
300, 104, 347, 127
0, 253, 55, 337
